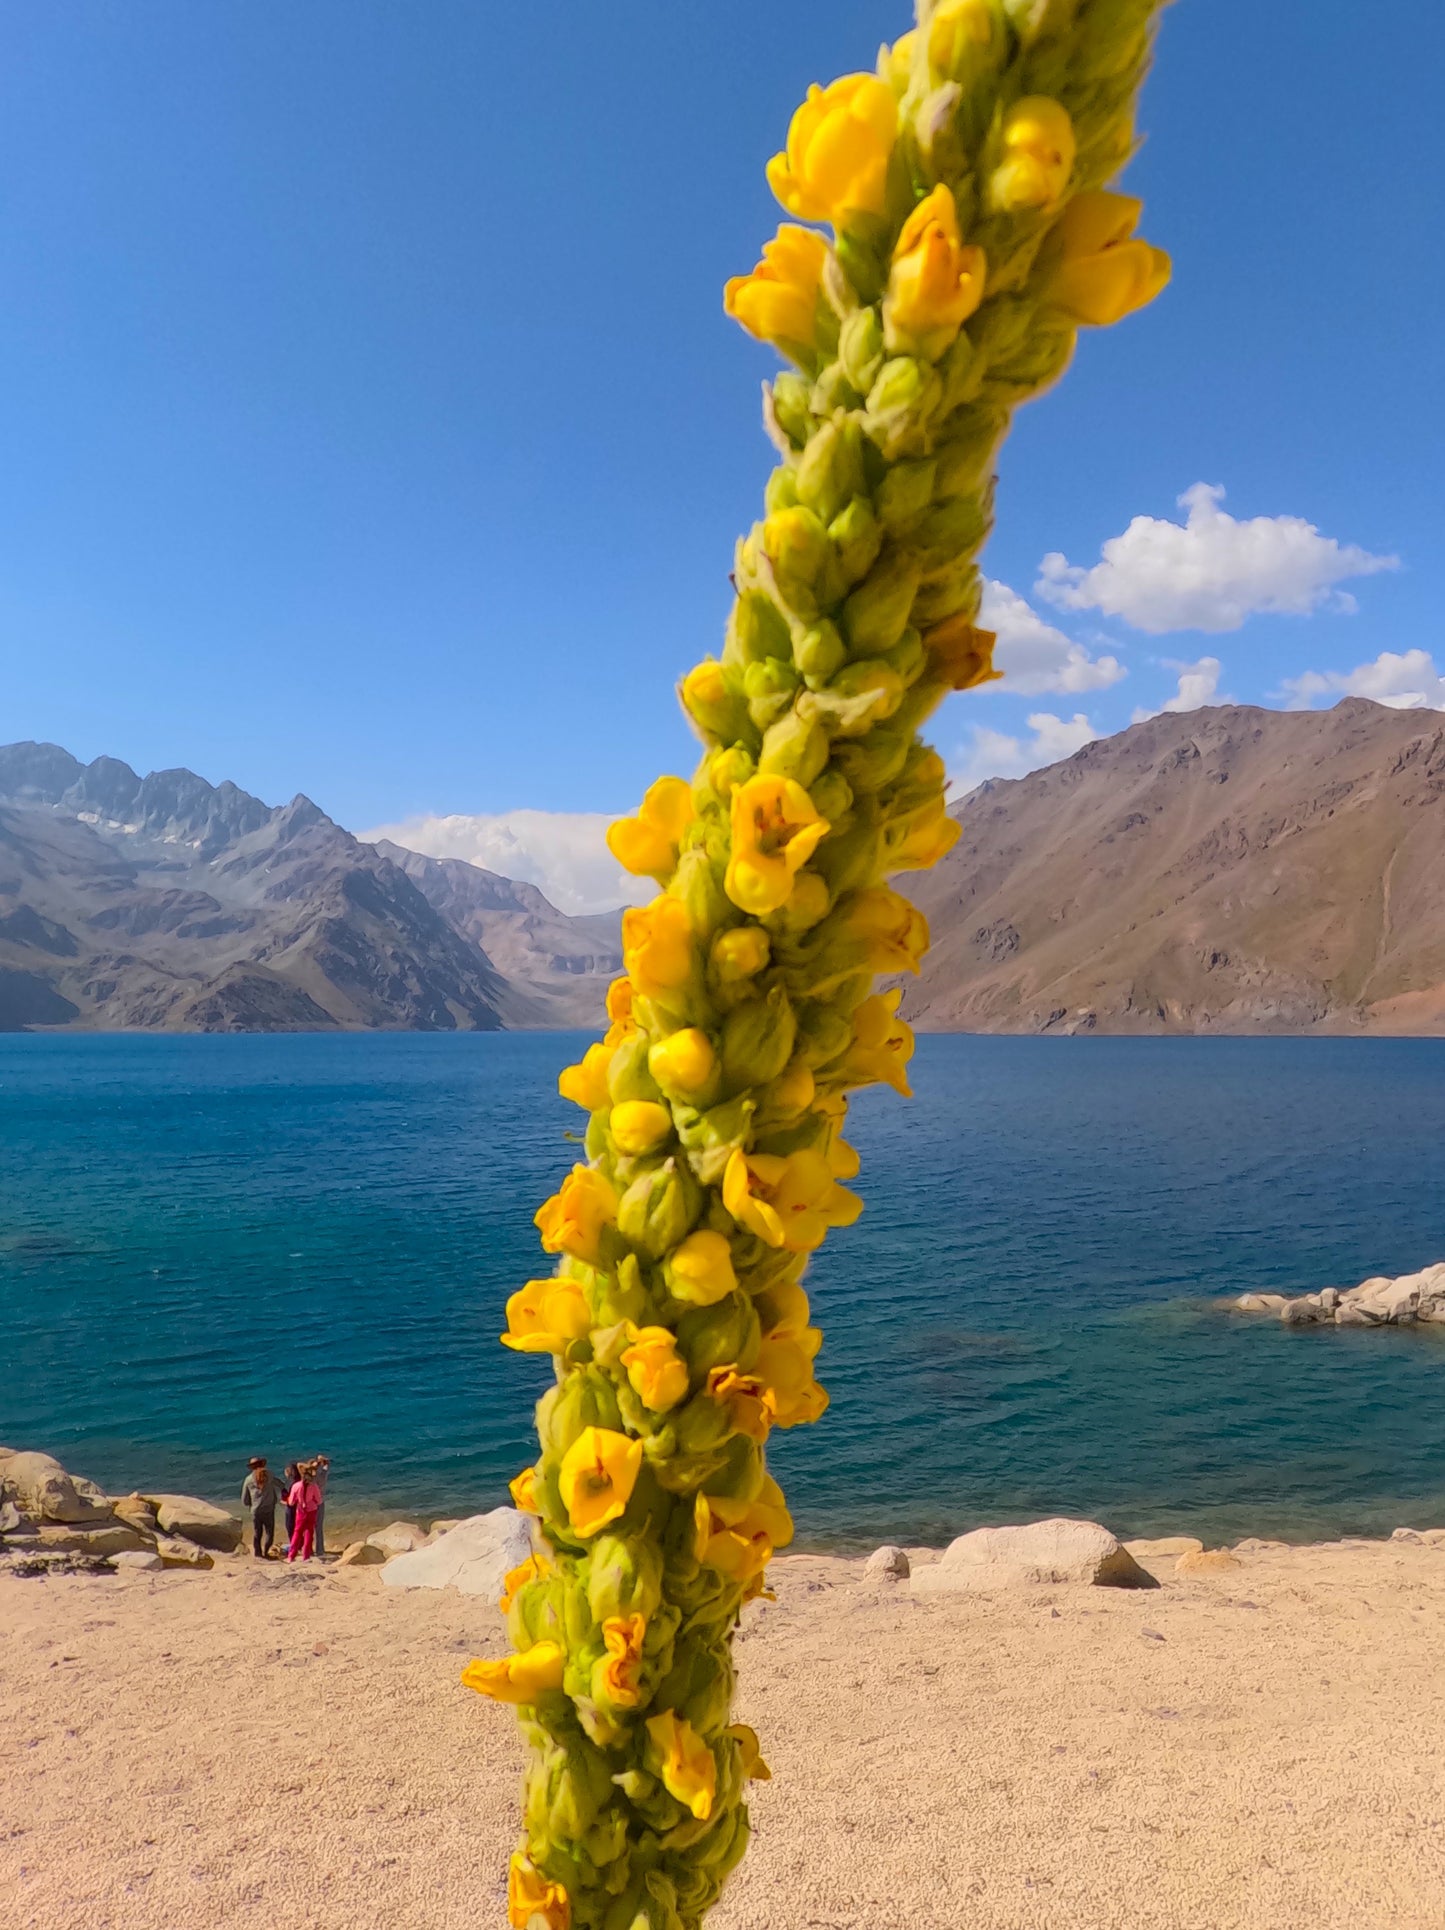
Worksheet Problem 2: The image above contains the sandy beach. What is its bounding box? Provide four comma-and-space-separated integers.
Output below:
4, 1534, 1445, 1930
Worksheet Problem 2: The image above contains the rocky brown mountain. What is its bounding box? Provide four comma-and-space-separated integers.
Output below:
900, 698, 1445, 1034
0, 743, 520, 1032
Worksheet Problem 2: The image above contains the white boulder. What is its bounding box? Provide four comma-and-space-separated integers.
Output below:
864, 1544, 910, 1581
143, 1494, 243, 1553
0, 1451, 112, 1524
366, 1521, 430, 1557
111, 1549, 165, 1572
380, 1508, 535, 1601
912, 1518, 1156, 1595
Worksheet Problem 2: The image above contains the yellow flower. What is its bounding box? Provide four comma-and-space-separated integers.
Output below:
884, 184, 986, 351
603, 976, 636, 1047
460, 1641, 564, 1705
723, 1146, 863, 1253
606, 776, 695, 880
704, 1364, 772, 1443
663, 1228, 738, 1307
842, 988, 916, 1096
500, 1277, 592, 1355
610, 1099, 674, 1156
595, 1612, 647, 1706
886, 791, 961, 871
927, 0, 1001, 76
508, 1853, 570, 1930
843, 886, 930, 974
755, 1328, 830, 1428
923, 613, 1002, 691
725, 775, 829, 916
620, 1324, 690, 1411
621, 896, 694, 999
510, 1465, 540, 1514
535, 1165, 619, 1266
498, 1552, 549, 1615
695, 1476, 795, 1582
558, 1426, 644, 1538
989, 95, 1075, 212
727, 1722, 772, 1782
1042, 189, 1171, 326
558, 1041, 614, 1112
724, 225, 830, 355
648, 1027, 718, 1104
766, 73, 897, 224
645, 1710, 718, 1821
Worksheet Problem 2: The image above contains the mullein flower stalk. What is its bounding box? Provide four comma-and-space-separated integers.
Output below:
474, 3, 1171, 1923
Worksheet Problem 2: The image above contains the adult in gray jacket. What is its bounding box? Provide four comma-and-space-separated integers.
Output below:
241, 1457, 285, 1558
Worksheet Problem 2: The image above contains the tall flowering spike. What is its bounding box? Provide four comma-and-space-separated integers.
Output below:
488, 3, 1172, 1923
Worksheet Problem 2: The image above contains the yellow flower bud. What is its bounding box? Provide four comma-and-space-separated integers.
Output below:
507, 1854, 569, 1930
680, 657, 747, 742
619, 1323, 690, 1411
723, 225, 830, 357
557, 1041, 614, 1112
621, 896, 694, 1000
709, 924, 771, 987
989, 95, 1075, 212
534, 1165, 618, 1266
460, 1640, 565, 1705
648, 1027, 720, 1105
725, 775, 829, 916
662, 1228, 739, 1308
927, 0, 1004, 77
644, 1709, 718, 1821
884, 184, 987, 355
558, 1426, 643, 1538
610, 1099, 674, 1157
603, 976, 636, 1046
766, 73, 898, 225
727, 1722, 772, 1782
606, 776, 695, 881
500, 1277, 592, 1355
882, 30, 917, 95
509, 1465, 540, 1514
1041, 190, 1171, 326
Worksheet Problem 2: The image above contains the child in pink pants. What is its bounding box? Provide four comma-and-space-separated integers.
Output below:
287, 1469, 322, 1561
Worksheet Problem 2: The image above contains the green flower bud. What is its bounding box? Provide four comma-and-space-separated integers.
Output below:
617, 1156, 703, 1261
742, 655, 801, 731
864, 355, 942, 457
677, 1291, 760, 1381
537, 1367, 624, 1459
810, 358, 865, 415
724, 587, 793, 668
763, 465, 799, 516
795, 418, 865, 528
834, 227, 886, 304
838, 304, 884, 393
909, 557, 982, 627
876, 457, 937, 536
671, 846, 730, 943
841, 547, 924, 654
912, 491, 992, 565
809, 767, 854, 824
879, 625, 926, 688
608, 1030, 664, 1105
809, 805, 883, 897
586, 1532, 664, 1623
767, 373, 814, 449
794, 620, 847, 689
798, 659, 904, 737
760, 505, 833, 619
720, 984, 796, 1091
674, 1092, 756, 1187
934, 406, 1007, 496
1004, 0, 1077, 44
761, 869, 831, 939
827, 495, 884, 589
831, 721, 912, 792
757, 705, 830, 787
679, 658, 752, 746
592, 1251, 652, 1327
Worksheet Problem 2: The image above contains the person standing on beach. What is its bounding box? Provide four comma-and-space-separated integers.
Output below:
286, 1462, 321, 1562
281, 1462, 301, 1545
240, 1457, 284, 1559
310, 1453, 331, 1559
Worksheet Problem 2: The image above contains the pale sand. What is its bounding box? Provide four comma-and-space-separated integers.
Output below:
4, 1538, 1445, 1929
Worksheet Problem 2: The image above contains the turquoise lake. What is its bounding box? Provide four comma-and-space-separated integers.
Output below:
3, 1032, 1444, 1549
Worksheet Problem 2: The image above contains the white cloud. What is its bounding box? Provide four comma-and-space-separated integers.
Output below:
360, 809, 652, 916
1277, 648, 1445, 713
1131, 655, 1224, 723
1036, 483, 1398, 635
979, 579, 1125, 694
950, 710, 1099, 791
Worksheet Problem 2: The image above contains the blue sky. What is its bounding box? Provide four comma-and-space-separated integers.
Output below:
2, 2, 1441, 910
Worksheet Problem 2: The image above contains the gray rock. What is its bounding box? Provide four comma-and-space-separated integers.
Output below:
911, 1519, 1156, 1595
110, 1549, 164, 1572
154, 1535, 215, 1570
1280, 1299, 1328, 1325
1235, 1293, 1289, 1313
366, 1521, 429, 1557
864, 1544, 910, 1581
1, 1451, 113, 1524
110, 1495, 161, 1535
143, 1494, 242, 1553
37, 1523, 150, 1558
338, 1540, 388, 1567
379, 1508, 535, 1602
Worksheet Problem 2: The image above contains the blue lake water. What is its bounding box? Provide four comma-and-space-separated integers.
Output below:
2, 1032, 1444, 1549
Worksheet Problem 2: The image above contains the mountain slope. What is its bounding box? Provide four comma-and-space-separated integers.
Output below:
0, 744, 510, 1032
900, 699, 1445, 1034
373, 842, 621, 1027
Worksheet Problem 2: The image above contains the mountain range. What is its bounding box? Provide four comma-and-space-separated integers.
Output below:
0, 743, 619, 1032
899, 698, 1445, 1034
4, 699, 1444, 1035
